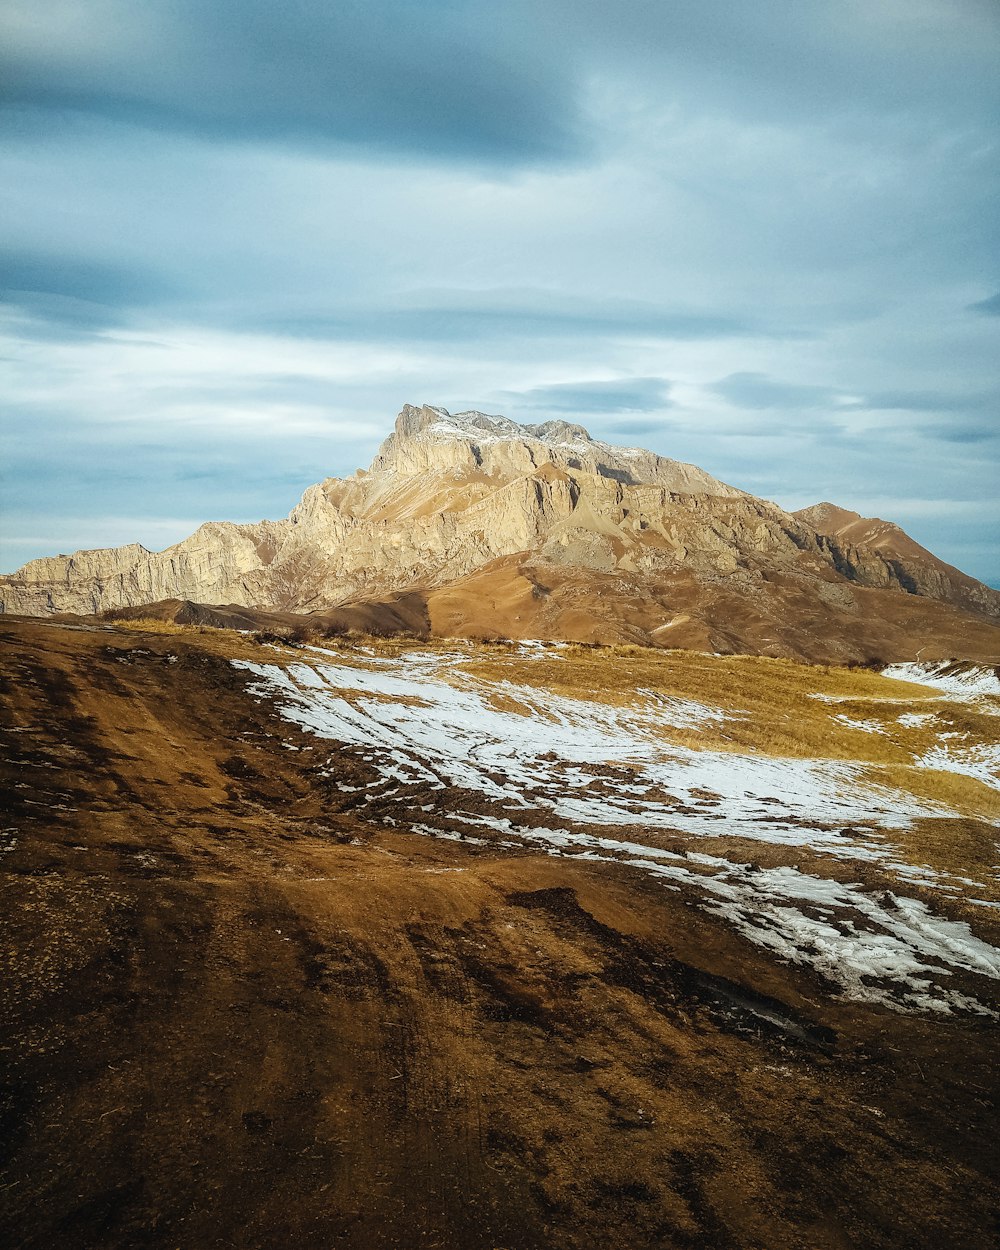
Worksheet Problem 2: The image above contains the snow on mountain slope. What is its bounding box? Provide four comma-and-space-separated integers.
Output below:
883, 660, 1000, 699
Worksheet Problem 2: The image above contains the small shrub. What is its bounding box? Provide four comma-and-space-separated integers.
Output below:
252, 629, 303, 648
847, 656, 887, 672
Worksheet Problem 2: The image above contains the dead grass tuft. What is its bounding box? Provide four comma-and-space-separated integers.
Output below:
111, 617, 212, 636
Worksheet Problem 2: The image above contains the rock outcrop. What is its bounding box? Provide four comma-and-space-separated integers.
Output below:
2, 403, 999, 660
793, 502, 998, 620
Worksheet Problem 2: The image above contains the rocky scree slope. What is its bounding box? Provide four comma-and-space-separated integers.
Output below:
2, 405, 998, 659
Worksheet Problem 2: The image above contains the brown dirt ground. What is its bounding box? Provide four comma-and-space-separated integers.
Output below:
1, 619, 998, 1250
422, 555, 1000, 664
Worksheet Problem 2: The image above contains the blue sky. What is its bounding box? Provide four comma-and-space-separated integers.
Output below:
2, 0, 998, 584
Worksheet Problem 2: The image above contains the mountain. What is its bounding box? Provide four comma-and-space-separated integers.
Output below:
3, 403, 999, 663
794, 501, 997, 618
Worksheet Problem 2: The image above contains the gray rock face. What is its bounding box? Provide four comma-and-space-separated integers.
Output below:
2, 404, 998, 621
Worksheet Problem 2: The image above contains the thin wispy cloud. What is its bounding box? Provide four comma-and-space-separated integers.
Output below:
502, 378, 673, 414
967, 292, 1000, 317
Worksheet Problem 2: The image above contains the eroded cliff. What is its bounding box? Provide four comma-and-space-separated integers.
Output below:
3, 405, 999, 646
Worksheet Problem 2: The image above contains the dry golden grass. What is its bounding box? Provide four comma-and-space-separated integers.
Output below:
109, 616, 202, 634
862, 763, 1000, 823
453, 643, 1000, 824
466, 644, 934, 709
138, 626, 996, 830
102, 617, 268, 664
889, 816, 1000, 896
461, 645, 943, 758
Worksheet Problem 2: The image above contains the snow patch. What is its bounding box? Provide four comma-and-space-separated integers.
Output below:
834, 715, 886, 735
898, 712, 935, 728
232, 651, 1000, 1016
917, 741, 1000, 791
883, 662, 1000, 699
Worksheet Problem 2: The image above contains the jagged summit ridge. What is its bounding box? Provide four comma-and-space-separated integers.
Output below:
395, 402, 602, 447
373, 404, 740, 494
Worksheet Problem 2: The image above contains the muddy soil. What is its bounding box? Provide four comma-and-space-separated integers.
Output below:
1, 620, 997, 1249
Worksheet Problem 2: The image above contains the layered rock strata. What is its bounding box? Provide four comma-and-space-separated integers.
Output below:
2, 405, 999, 636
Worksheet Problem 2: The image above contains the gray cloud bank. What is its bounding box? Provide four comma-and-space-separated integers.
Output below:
1, 1, 998, 585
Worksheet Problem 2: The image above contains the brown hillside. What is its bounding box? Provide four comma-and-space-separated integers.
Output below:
3, 618, 1000, 1248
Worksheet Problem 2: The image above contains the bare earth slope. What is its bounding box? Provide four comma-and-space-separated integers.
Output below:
2, 405, 999, 664
2, 618, 999, 1249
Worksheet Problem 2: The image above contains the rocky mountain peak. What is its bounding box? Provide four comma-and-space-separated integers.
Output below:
796, 502, 863, 530
2, 402, 999, 661
392, 404, 596, 448
375, 404, 737, 495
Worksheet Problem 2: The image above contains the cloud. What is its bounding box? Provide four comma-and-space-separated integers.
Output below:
919, 418, 999, 445
554, 0, 1000, 128
0, 248, 177, 340
0, 2, 997, 590
0, 0, 582, 164
604, 417, 673, 437
708, 372, 840, 410
702, 380, 1000, 450
967, 291, 1000, 316
6, 1, 997, 170
501, 377, 672, 413
0, 248, 168, 305
857, 389, 993, 413
259, 300, 774, 345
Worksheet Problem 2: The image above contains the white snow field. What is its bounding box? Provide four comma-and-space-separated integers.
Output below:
883, 661, 1000, 700
233, 648, 1000, 1017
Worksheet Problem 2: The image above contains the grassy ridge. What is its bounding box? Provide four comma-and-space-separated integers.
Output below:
102, 618, 1000, 826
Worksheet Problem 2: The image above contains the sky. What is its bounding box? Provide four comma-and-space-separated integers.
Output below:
1, 0, 998, 584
